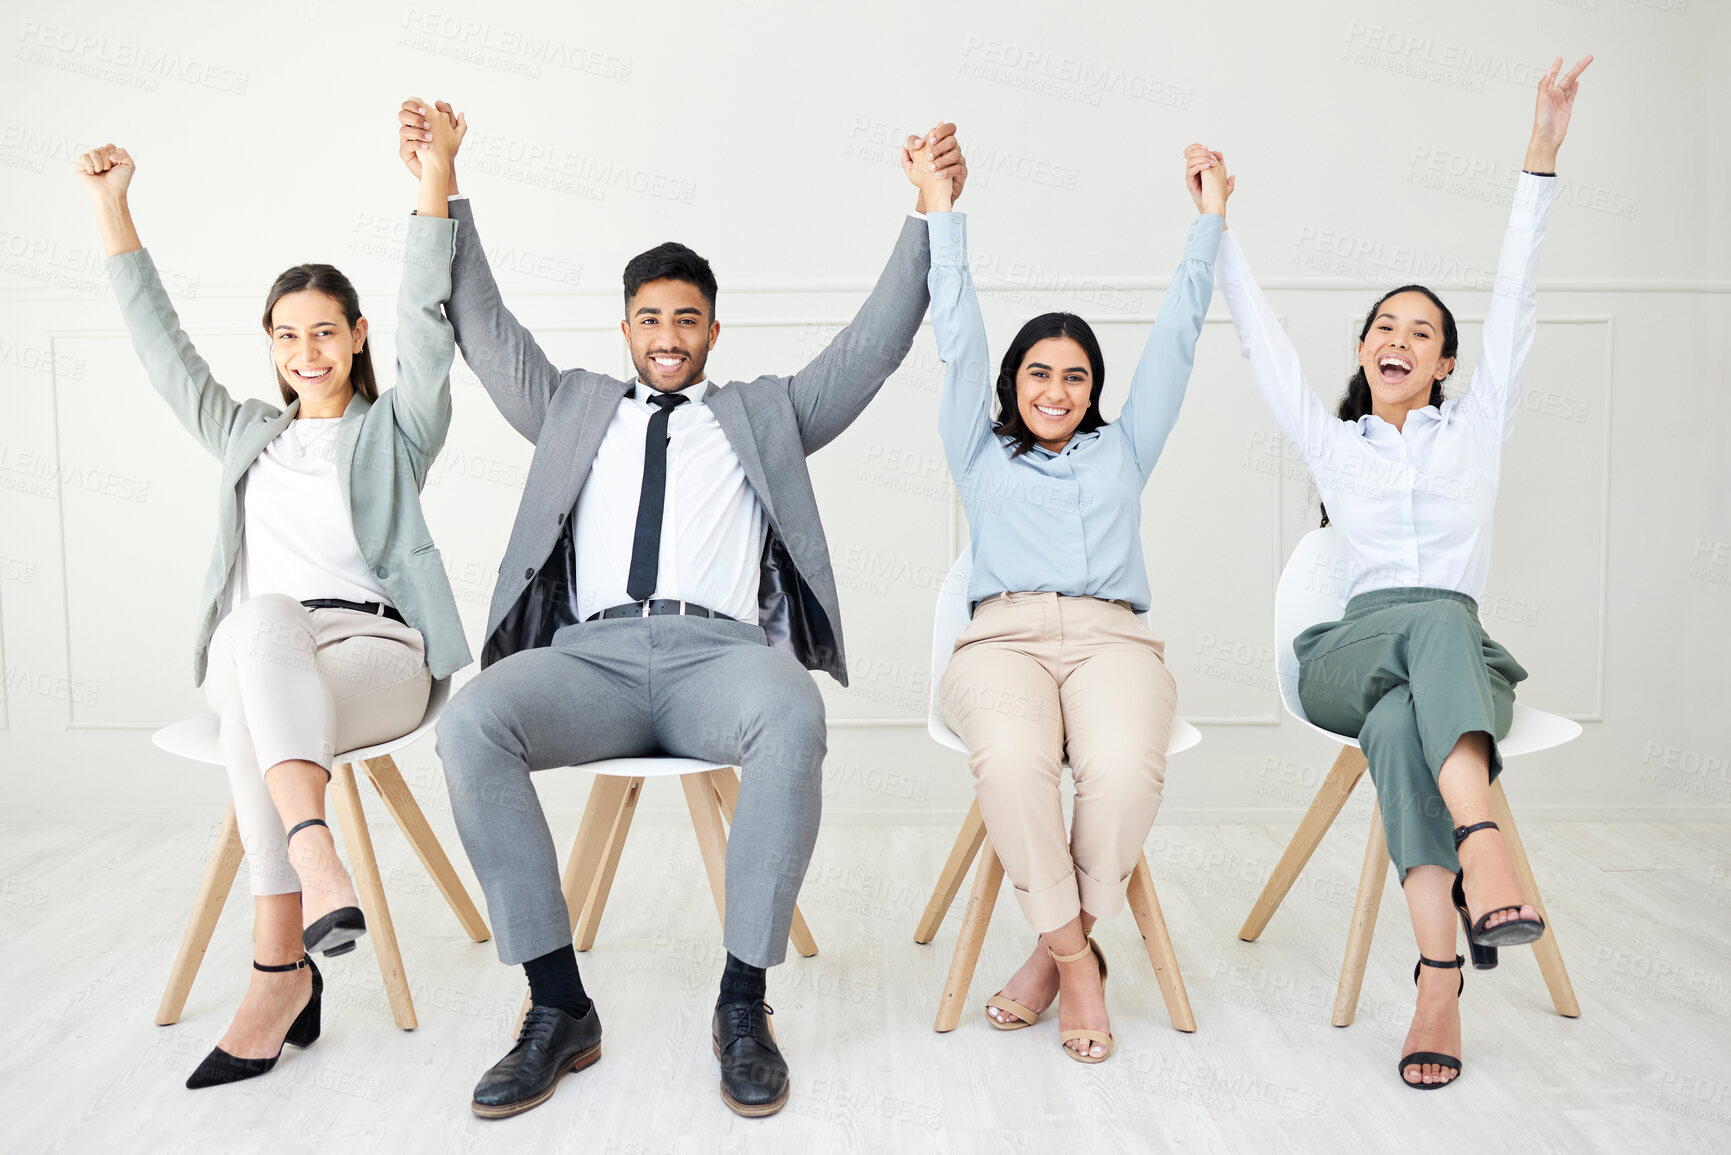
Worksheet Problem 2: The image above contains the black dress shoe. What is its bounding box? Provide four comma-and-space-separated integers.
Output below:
712, 1000, 789, 1117
185, 956, 322, 1090
471, 1004, 602, 1119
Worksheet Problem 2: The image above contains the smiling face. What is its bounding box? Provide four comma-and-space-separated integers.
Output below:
622, 278, 718, 393
270, 289, 365, 409
1015, 336, 1095, 452
1357, 290, 1455, 416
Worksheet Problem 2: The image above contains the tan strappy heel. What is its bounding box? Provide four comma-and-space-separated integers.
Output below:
1048, 937, 1113, 1063
983, 993, 1043, 1030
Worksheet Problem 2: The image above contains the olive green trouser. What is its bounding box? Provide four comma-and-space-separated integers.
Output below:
1295, 587, 1527, 881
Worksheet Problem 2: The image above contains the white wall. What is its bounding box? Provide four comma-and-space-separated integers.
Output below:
2, 0, 1726, 826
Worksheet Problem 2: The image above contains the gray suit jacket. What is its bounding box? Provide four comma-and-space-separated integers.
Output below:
446, 200, 931, 686
105, 216, 473, 685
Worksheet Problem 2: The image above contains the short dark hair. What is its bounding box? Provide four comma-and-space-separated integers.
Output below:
623, 242, 717, 317
993, 312, 1108, 457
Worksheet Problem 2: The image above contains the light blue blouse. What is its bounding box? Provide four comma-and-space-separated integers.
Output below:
927, 211, 1223, 610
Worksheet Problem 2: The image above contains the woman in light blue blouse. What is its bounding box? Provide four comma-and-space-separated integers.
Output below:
905, 143, 1228, 1062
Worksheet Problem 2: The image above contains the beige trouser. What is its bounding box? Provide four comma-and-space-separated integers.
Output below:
203, 593, 431, 896
940, 593, 1177, 933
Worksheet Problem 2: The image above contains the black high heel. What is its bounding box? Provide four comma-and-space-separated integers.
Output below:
185, 956, 322, 1090
1398, 954, 1463, 1090
288, 818, 367, 957
1451, 821, 1545, 970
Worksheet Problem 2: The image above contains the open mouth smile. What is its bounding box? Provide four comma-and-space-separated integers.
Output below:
294, 367, 333, 385
1377, 354, 1414, 386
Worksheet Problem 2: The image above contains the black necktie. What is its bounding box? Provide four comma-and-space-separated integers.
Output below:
626, 391, 689, 601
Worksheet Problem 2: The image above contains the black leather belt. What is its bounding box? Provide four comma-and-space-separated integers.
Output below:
586, 599, 733, 623
302, 598, 406, 625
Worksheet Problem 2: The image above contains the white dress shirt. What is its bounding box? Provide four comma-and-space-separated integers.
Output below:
240, 417, 394, 606
1217, 172, 1556, 605
572, 378, 769, 623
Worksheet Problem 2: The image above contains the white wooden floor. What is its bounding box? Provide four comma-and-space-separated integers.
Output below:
3, 812, 1728, 1153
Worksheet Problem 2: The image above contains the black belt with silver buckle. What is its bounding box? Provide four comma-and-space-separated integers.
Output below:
301, 598, 406, 625
586, 599, 732, 623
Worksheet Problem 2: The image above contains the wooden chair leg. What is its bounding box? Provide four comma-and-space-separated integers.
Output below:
157, 803, 244, 1026
560, 775, 632, 933
359, 755, 490, 943
329, 760, 416, 1030
708, 767, 819, 958
1332, 802, 1388, 1027
1126, 855, 1197, 1032
681, 772, 731, 927
575, 778, 642, 952
934, 837, 1004, 1033
1489, 781, 1580, 1018
916, 798, 987, 945
1240, 745, 1368, 941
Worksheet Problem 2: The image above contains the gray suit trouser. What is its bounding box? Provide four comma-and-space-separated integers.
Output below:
434, 614, 826, 968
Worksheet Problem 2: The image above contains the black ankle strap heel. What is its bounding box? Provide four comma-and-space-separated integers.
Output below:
1451, 822, 1545, 966
1398, 954, 1464, 1090
286, 818, 369, 958
185, 956, 322, 1090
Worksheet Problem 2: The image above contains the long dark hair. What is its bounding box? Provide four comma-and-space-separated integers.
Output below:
261, 264, 378, 406
994, 312, 1107, 457
1320, 284, 1458, 526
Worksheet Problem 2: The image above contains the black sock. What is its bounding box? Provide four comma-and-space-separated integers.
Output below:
523, 944, 591, 1019
717, 952, 767, 1008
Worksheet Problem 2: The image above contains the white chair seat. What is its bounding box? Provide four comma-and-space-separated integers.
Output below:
1274, 531, 1580, 757
579, 756, 731, 779
151, 677, 452, 767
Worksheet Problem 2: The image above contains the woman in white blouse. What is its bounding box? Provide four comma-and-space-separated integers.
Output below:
76, 105, 471, 1090
1212, 55, 1591, 1089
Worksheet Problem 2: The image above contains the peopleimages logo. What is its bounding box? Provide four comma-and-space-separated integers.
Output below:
958, 36, 1193, 109
1341, 21, 1553, 92
15, 22, 250, 94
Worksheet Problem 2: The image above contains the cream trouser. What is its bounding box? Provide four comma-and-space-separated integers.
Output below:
202, 593, 431, 896
940, 593, 1177, 933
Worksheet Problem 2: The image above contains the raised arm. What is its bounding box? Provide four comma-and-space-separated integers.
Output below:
79, 144, 242, 460
387, 101, 466, 480
905, 134, 993, 479
781, 123, 968, 454
1212, 160, 1340, 467
397, 98, 562, 443
1116, 145, 1228, 477
1456, 55, 1588, 443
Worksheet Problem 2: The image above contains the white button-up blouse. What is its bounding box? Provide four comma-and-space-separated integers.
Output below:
1216, 172, 1557, 605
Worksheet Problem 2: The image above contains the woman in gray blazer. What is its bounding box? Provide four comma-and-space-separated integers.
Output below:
75, 109, 471, 1090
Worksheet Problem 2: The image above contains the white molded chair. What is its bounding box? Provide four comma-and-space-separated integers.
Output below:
1239, 527, 1581, 1024
914, 553, 1202, 1033
152, 678, 491, 1031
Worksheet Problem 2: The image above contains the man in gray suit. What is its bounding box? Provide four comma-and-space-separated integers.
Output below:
397, 100, 967, 1119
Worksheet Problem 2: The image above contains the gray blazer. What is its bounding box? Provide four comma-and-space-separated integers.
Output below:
446, 200, 931, 686
105, 215, 473, 685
